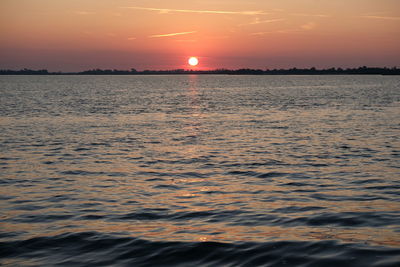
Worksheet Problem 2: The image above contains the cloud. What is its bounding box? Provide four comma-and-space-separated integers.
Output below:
301, 22, 316, 30
149, 31, 197, 38
250, 30, 291, 36
241, 18, 285, 26
127, 37, 137, 40
361, 15, 400, 21
121, 6, 267, 16
250, 31, 273, 36
291, 13, 329, 18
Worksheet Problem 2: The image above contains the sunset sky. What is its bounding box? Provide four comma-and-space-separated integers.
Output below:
1, 0, 399, 71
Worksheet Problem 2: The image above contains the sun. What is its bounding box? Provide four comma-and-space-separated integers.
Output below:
188, 57, 199, 66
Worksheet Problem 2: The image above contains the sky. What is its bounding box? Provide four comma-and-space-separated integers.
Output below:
1, 0, 399, 71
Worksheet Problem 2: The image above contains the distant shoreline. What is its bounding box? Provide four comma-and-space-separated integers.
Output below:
1, 67, 399, 75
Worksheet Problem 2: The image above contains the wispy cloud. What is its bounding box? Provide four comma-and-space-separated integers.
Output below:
291, 13, 329, 18
361, 15, 400, 21
301, 22, 316, 30
149, 31, 197, 38
250, 30, 291, 36
127, 37, 137, 40
250, 31, 274, 36
241, 18, 285, 26
251, 22, 317, 36
121, 6, 267, 16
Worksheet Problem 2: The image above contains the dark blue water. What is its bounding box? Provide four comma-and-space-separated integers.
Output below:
1, 75, 399, 266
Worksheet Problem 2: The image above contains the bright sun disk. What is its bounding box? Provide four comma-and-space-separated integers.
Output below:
188, 57, 199, 66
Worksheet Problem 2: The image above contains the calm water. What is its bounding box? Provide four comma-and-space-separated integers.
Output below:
0, 75, 399, 266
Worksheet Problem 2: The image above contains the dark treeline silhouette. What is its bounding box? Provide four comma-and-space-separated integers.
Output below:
1, 66, 399, 75
0, 68, 50, 75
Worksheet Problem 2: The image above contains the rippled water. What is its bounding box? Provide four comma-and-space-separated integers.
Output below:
1, 75, 399, 266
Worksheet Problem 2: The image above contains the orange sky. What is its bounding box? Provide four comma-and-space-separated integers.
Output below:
1, 0, 399, 71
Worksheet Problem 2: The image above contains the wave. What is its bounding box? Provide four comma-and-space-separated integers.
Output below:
1, 232, 400, 267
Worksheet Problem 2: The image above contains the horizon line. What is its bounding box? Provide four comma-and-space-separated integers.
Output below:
1, 66, 399, 76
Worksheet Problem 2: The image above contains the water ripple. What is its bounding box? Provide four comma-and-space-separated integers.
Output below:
1, 232, 399, 267
1, 75, 399, 266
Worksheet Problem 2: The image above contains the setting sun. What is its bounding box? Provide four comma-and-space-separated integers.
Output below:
188, 57, 199, 67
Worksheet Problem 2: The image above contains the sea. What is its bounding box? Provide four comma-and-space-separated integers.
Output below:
0, 75, 399, 266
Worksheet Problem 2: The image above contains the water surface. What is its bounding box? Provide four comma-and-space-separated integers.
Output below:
1, 75, 399, 266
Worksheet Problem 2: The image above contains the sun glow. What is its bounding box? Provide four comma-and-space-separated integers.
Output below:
188, 57, 199, 66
